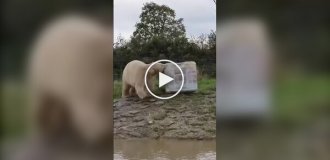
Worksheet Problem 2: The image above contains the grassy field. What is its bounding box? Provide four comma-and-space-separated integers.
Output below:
113, 77, 216, 100
274, 73, 330, 125
1, 73, 330, 139
1, 81, 28, 138
1, 77, 216, 139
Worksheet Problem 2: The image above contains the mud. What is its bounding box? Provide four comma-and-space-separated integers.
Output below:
113, 93, 216, 139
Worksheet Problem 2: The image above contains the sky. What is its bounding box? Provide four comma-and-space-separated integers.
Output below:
114, 0, 216, 42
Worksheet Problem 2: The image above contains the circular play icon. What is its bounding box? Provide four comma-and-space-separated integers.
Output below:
158, 72, 174, 88
144, 59, 184, 100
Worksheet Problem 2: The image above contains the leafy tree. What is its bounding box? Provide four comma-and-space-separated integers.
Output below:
114, 2, 216, 78
208, 30, 216, 50
131, 2, 186, 42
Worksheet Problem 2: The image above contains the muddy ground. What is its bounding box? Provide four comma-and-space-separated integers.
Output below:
113, 92, 216, 139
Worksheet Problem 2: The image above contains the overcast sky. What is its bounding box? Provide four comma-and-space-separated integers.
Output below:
114, 0, 216, 41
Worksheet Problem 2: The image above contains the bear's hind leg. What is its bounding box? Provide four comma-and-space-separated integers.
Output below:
136, 86, 148, 99
122, 83, 131, 98
129, 87, 136, 96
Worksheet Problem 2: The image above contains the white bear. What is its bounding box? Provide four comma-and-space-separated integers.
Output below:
122, 60, 165, 99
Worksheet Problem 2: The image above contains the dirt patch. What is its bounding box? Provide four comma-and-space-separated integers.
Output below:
113, 93, 216, 139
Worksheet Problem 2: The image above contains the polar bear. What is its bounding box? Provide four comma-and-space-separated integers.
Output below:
122, 60, 165, 99
28, 15, 113, 146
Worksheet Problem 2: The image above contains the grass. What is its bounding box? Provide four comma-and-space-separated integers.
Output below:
1, 80, 28, 139
198, 77, 216, 94
113, 80, 122, 100
113, 73, 330, 126
274, 73, 330, 125
113, 76, 216, 100
2, 73, 330, 139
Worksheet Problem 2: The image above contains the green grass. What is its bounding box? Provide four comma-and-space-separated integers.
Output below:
113, 80, 122, 100
1, 80, 28, 139
198, 77, 216, 94
274, 73, 330, 125
113, 77, 216, 100
114, 73, 330, 126
2, 73, 330, 139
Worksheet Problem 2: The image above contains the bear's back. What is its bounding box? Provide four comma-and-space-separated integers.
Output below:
122, 60, 146, 85
29, 15, 113, 98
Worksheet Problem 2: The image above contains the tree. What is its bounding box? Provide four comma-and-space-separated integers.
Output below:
114, 2, 216, 78
197, 34, 208, 50
131, 2, 186, 42
114, 34, 127, 48
208, 30, 216, 50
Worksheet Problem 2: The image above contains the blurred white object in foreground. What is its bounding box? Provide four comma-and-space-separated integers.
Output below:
217, 18, 272, 119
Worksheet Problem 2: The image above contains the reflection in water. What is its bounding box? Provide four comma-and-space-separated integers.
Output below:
114, 139, 216, 160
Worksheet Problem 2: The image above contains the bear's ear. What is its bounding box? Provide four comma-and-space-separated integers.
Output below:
146, 64, 157, 76
159, 64, 166, 72
148, 68, 157, 76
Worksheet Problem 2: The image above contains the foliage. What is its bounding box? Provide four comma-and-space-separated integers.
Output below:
221, 0, 330, 72
3, 0, 113, 79
114, 2, 216, 79
132, 2, 186, 43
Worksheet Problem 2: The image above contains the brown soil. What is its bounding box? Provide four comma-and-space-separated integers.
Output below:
113, 93, 216, 139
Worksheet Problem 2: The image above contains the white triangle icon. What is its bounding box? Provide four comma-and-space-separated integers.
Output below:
159, 72, 174, 88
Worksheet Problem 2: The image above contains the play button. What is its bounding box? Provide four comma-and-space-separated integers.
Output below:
159, 72, 174, 88
145, 59, 184, 100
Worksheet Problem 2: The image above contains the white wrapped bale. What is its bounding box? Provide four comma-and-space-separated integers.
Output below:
164, 61, 198, 93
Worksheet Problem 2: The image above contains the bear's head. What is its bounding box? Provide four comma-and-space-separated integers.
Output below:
146, 62, 165, 76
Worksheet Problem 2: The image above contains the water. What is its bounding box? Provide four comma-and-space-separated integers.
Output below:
114, 139, 216, 160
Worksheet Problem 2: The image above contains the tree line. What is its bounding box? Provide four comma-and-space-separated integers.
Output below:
114, 2, 216, 79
